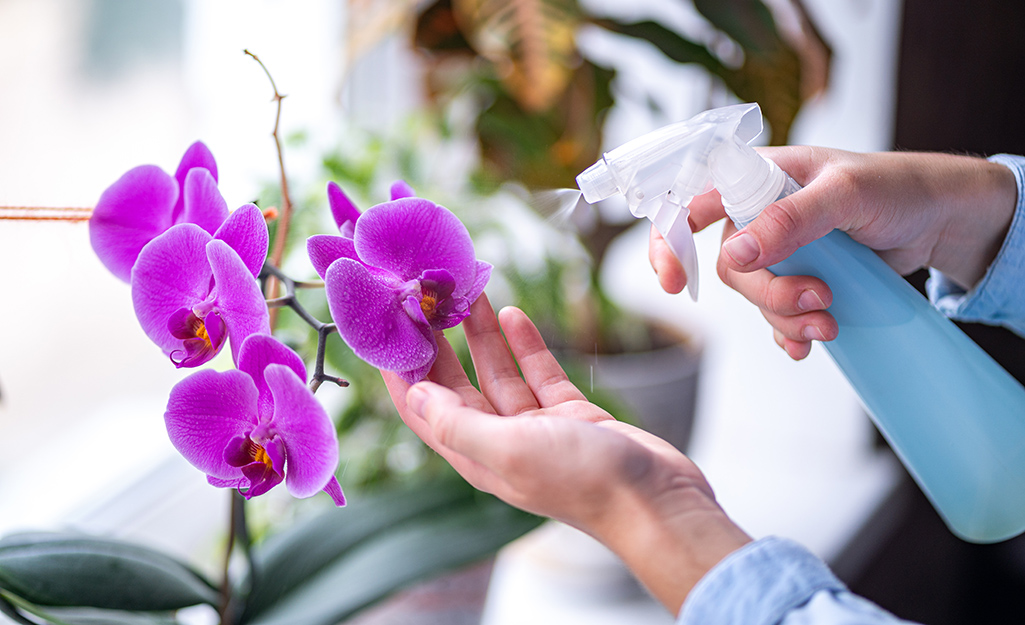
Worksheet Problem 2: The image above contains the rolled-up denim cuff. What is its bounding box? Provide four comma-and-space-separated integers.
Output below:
926, 153, 1025, 337
677, 537, 843, 625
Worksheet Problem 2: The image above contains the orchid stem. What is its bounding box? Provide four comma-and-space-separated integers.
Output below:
260, 261, 349, 393
245, 49, 294, 331
265, 296, 293, 309
233, 491, 255, 590
218, 493, 236, 624
311, 323, 345, 393
218, 491, 253, 625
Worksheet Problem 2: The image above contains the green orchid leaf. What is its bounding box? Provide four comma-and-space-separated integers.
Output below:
0, 591, 182, 625
240, 478, 477, 621
42, 609, 181, 625
0, 533, 217, 611
243, 496, 542, 625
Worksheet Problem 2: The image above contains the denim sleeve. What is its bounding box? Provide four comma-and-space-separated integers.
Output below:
676, 537, 919, 625
926, 153, 1025, 337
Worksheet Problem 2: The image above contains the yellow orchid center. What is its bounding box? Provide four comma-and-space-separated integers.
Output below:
252, 444, 273, 469
420, 291, 439, 320
242, 437, 274, 469
194, 320, 211, 345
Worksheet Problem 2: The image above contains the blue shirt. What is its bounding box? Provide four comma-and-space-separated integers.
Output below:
928, 154, 1025, 338
678, 154, 1025, 625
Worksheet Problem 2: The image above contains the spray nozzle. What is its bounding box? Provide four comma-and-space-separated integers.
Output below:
575, 103, 770, 301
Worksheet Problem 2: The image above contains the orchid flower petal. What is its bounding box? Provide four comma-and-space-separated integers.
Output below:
132, 224, 214, 355
307, 234, 359, 280
327, 181, 361, 234
213, 204, 269, 278
206, 239, 271, 365
90, 165, 178, 283
236, 334, 307, 421
354, 198, 477, 289
389, 180, 416, 200
173, 142, 218, 222
165, 369, 259, 480
322, 476, 346, 506
325, 258, 437, 372
208, 476, 245, 489
465, 260, 493, 304
397, 359, 437, 385
264, 363, 339, 498
179, 168, 229, 236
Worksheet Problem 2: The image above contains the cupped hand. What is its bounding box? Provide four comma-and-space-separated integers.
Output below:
382, 294, 750, 612
650, 147, 1016, 360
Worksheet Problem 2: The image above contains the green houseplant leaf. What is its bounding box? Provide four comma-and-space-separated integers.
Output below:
692, 0, 782, 53
453, 0, 581, 112
243, 494, 542, 625
0, 533, 217, 611
239, 478, 475, 621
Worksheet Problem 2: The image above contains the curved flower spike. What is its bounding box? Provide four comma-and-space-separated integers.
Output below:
165, 333, 345, 505
132, 204, 270, 368
314, 196, 491, 384
90, 142, 226, 282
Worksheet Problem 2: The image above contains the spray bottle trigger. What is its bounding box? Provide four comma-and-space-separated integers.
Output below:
657, 207, 700, 301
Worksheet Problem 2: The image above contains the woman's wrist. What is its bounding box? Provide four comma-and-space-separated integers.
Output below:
929, 155, 1017, 289
595, 481, 752, 615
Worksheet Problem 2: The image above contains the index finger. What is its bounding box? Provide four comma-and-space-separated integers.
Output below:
687, 188, 727, 233
463, 294, 541, 416
497, 306, 588, 408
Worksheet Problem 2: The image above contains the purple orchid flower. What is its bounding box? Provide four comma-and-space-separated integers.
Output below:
90, 142, 226, 282
131, 204, 270, 368
307, 186, 491, 384
165, 333, 345, 505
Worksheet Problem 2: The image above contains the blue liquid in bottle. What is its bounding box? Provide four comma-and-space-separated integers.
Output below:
765, 180, 1025, 543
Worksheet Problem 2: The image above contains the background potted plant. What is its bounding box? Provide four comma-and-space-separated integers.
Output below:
405, 0, 832, 448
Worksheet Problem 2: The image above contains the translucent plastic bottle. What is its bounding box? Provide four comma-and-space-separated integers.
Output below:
578, 103, 1025, 542
733, 168, 1025, 544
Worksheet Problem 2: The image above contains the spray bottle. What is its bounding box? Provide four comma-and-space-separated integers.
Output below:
576, 102, 1025, 543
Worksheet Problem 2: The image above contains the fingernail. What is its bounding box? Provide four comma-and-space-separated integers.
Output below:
723, 232, 760, 266
406, 384, 429, 415
798, 290, 825, 311
802, 326, 826, 341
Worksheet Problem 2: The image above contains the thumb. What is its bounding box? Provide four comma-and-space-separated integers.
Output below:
719, 189, 837, 272
406, 381, 461, 423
